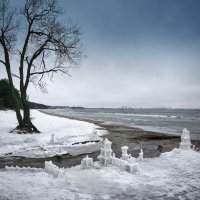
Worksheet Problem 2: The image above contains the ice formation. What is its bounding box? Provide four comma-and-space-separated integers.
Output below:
49, 134, 55, 146
98, 138, 113, 165
44, 161, 63, 177
81, 155, 94, 169
180, 128, 191, 150
98, 139, 139, 173
1, 148, 200, 200
120, 146, 129, 161
90, 128, 100, 141
112, 153, 139, 173
137, 149, 144, 161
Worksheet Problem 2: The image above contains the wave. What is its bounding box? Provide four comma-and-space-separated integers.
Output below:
112, 113, 178, 118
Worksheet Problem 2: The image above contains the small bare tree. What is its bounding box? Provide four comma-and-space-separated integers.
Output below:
0, 0, 83, 133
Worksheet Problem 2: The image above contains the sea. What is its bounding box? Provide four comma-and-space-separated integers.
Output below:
46, 108, 200, 139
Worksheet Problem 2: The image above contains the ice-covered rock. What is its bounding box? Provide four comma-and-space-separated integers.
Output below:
81, 155, 94, 169
98, 138, 113, 165
180, 128, 191, 150
44, 161, 63, 177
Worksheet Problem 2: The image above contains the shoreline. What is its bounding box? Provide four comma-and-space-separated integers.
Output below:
1, 110, 199, 169
40, 110, 187, 158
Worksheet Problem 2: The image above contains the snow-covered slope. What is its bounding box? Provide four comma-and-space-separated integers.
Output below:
0, 149, 200, 200
0, 110, 106, 157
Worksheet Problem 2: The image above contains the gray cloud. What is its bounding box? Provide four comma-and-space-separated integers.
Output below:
1, 0, 200, 108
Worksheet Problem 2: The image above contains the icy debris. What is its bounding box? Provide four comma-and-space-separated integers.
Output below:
137, 149, 144, 161
49, 134, 55, 145
98, 138, 113, 165
180, 128, 191, 150
44, 161, 64, 178
81, 155, 94, 169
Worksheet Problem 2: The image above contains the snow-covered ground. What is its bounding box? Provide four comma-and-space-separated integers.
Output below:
0, 110, 106, 157
0, 110, 200, 199
0, 149, 200, 200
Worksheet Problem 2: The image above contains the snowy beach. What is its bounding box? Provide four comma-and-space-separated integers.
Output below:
1, 0, 200, 199
0, 109, 200, 199
0, 110, 106, 158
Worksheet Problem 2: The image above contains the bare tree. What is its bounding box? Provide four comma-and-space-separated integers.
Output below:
0, 0, 23, 128
0, 0, 83, 133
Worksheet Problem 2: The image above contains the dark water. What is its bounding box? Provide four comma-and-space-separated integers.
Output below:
46, 108, 200, 136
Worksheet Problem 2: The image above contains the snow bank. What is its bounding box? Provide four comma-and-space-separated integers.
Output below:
0, 110, 106, 157
0, 149, 200, 200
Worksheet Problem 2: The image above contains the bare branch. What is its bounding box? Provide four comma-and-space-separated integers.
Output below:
12, 73, 20, 79
30, 67, 71, 77
0, 59, 5, 65
1, 0, 84, 95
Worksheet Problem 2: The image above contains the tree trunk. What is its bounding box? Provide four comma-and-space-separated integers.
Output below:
21, 88, 40, 133
2, 38, 24, 129
10, 84, 24, 128
5, 66, 23, 128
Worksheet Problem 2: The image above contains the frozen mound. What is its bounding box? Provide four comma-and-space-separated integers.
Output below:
44, 161, 64, 178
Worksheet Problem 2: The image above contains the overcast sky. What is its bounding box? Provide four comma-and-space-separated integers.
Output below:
1, 0, 200, 108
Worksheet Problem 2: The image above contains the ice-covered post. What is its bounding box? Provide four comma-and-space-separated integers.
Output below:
180, 128, 191, 150
50, 134, 55, 145
137, 149, 144, 161
81, 155, 94, 169
121, 146, 129, 161
98, 138, 113, 165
